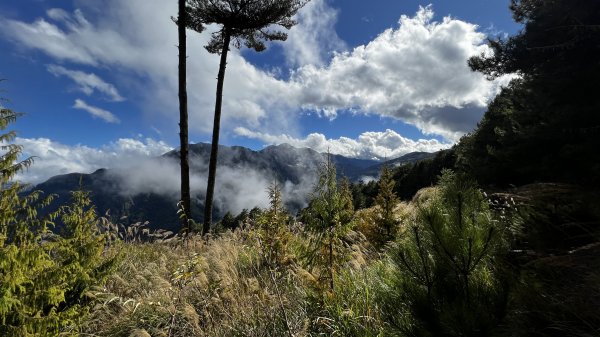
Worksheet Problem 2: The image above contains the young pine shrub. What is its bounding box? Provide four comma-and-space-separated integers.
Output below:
256, 182, 292, 267
300, 159, 355, 293
57, 190, 122, 313
374, 165, 400, 245
388, 169, 516, 336
0, 104, 119, 336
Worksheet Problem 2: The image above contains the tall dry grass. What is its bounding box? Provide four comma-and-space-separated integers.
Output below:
84, 215, 391, 336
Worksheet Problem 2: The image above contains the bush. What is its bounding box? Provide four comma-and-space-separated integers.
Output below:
0, 102, 119, 336
388, 170, 518, 336
300, 159, 354, 292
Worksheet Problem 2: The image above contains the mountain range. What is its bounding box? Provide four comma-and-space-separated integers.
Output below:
33, 143, 434, 231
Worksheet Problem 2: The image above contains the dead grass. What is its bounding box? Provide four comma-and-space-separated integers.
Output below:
84, 229, 316, 336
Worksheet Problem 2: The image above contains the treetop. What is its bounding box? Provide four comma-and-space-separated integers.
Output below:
186, 0, 308, 53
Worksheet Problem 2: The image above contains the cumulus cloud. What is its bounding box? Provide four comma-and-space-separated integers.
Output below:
1, 3, 511, 142
278, 0, 346, 67
15, 137, 173, 184
290, 5, 513, 140
73, 99, 120, 123
235, 127, 450, 160
47, 64, 125, 101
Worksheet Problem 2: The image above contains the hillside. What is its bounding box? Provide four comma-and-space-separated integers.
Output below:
3, 1, 599, 335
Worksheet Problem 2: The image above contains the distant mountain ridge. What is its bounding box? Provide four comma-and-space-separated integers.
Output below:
33, 143, 434, 231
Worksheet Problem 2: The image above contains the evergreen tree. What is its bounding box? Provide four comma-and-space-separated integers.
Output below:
219, 211, 236, 230
389, 170, 514, 336
55, 190, 120, 314
258, 182, 289, 266
374, 165, 400, 243
301, 158, 354, 292
186, 0, 307, 234
463, 0, 600, 186
0, 101, 59, 336
0, 96, 119, 336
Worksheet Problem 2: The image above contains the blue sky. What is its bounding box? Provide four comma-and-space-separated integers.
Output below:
0, 0, 519, 183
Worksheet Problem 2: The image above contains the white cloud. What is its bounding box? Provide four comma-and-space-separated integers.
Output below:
279, 0, 346, 67
13, 137, 296, 215
0, 3, 512, 142
235, 127, 450, 160
73, 99, 120, 123
15, 137, 173, 184
2, 3, 296, 135
289, 5, 513, 140
47, 64, 125, 101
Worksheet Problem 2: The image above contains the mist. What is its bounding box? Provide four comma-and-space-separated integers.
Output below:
106, 153, 318, 217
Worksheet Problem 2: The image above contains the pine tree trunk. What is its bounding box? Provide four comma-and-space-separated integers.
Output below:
178, 0, 192, 232
203, 29, 231, 235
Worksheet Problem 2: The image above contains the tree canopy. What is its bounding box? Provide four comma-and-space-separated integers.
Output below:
469, 0, 600, 80
460, 0, 600, 186
187, 0, 307, 53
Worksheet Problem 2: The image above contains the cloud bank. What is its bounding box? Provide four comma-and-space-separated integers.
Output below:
235, 127, 450, 160
15, 137, 312, 215
16, 137, 172, 184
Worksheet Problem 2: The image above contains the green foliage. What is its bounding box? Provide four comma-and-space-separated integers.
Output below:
301, 159, 354, 292
352, 150, 456, 209
0, 101, 119, 336
389, 170, 516, 336
55, 190, 121, 312
256, 182, 291, 266
391, 150, 457, 200
350, 179, 370, 210
463, 0, 600, 186
218, 211, 236, 231
186, 0, 307, 53
469, 0, 600, 81
374, 165, 400, 244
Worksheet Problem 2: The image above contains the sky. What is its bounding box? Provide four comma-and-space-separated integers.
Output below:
0, 0, 520, 184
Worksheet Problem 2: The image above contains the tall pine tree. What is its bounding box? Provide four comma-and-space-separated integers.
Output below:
177, 0, 192, 232
186, 0, 307, 234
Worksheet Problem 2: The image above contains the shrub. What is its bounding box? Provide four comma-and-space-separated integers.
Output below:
389, 170, 517, 336
0, 101, 119, 336
300, 159, 354, 292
